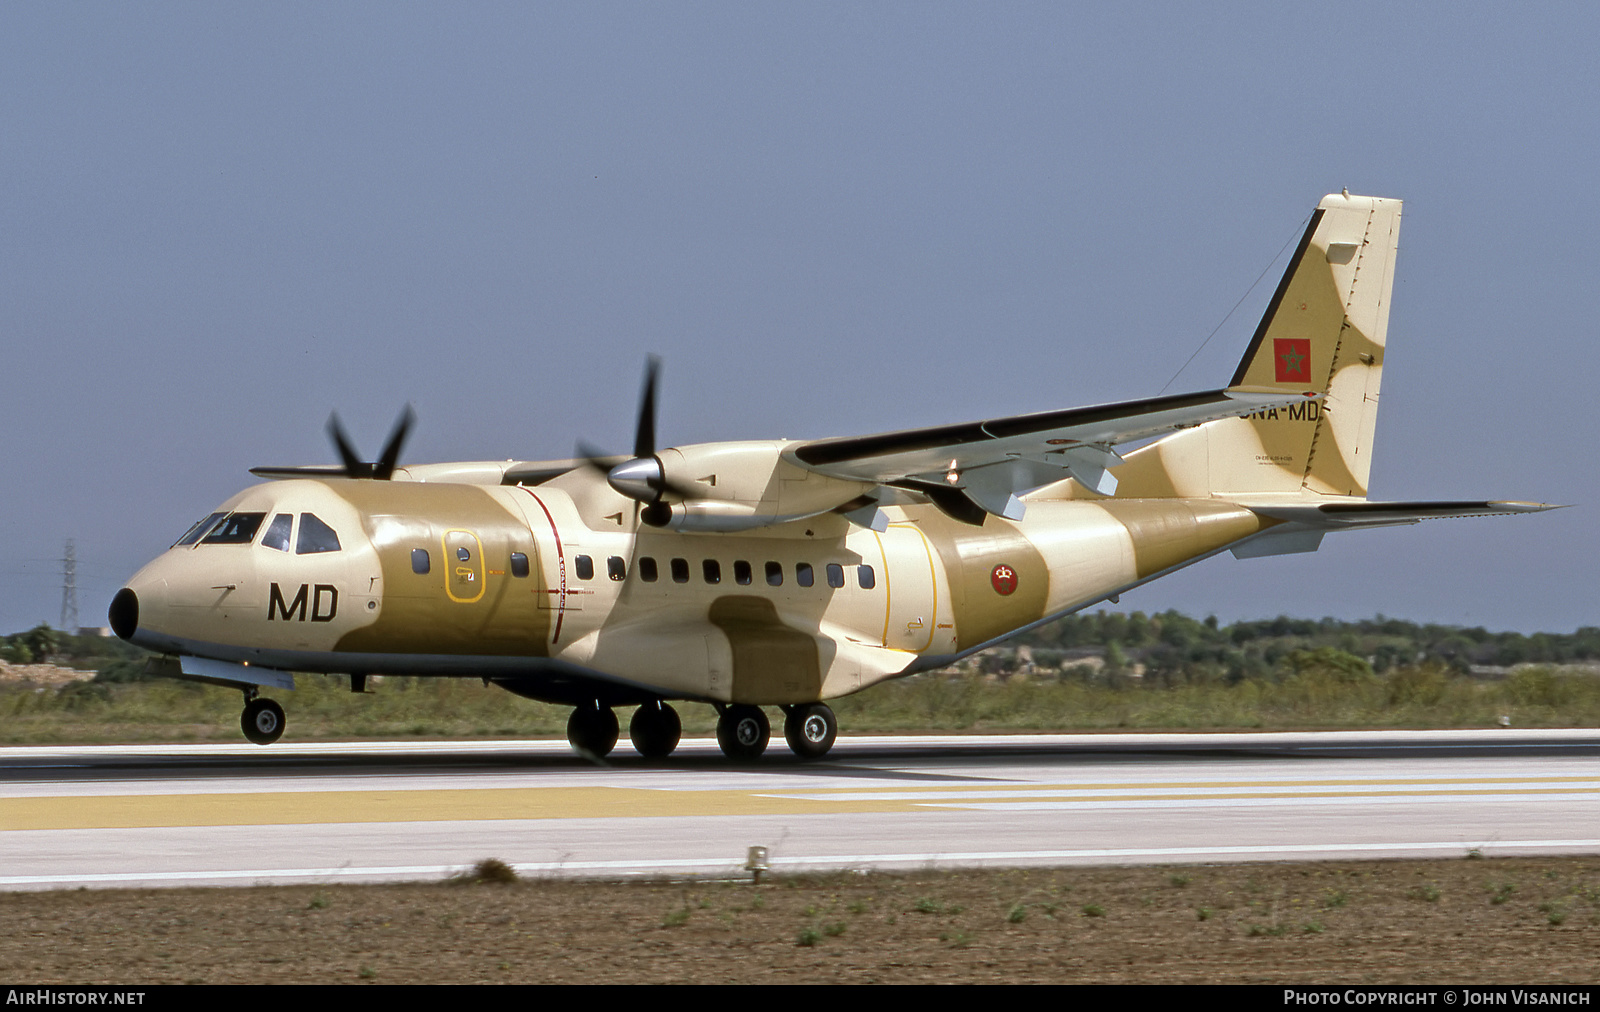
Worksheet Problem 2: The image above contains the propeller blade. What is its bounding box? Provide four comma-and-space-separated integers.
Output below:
325, 406, 414, 479
326, 413, 366, 477
633, 356, 660, 459
574, 441, 621, 477
572, 355, 689, 521
374, 405, 415, 480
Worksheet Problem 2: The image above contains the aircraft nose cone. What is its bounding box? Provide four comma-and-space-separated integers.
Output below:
109, 588, 139, 641
606, 457, 662, 502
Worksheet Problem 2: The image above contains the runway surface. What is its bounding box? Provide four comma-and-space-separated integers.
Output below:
3, 729, 1598, 890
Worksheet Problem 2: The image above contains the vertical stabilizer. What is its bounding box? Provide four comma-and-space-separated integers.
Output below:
1114, 192, 1402, 499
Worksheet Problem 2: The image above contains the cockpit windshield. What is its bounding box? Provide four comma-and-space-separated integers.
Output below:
173, 512, 227, 548
296, 513, 341, 554
173, 509, 341, 551
261, 513, 293, 552
200, 512, 267, 545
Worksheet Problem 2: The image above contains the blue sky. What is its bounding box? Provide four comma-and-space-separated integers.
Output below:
1, 3, 1593, 634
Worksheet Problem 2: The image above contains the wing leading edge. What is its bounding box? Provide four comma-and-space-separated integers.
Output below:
788, 387, 1320, 519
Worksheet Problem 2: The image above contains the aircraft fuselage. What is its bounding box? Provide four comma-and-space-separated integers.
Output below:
114, 473, 1272, 707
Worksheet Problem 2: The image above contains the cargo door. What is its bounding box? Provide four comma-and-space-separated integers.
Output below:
880, 524, 937, 652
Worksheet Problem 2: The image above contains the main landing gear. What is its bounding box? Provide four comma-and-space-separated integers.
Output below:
783, 703, 838, 759
565, 700, 685, 759
561, 701, 839, 762
716, 704, 770, 761
629, 700, 682, 758
714, 703, 838, 761
566, 701, 620, 758
241, 695, 285, 745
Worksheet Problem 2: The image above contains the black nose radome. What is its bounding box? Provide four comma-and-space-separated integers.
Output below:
109, 588, 138, 641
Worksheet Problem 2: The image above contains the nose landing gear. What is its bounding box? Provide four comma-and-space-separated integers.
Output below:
242, 696, 286, 745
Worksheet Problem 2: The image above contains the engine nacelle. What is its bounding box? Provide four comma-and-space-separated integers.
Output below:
652, 441, 873, 532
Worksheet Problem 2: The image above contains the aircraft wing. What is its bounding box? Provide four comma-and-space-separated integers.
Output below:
788, 387, 1317, 519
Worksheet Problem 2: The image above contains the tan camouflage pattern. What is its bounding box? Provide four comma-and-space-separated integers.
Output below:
119, 194, 1541, 715
1108, 193, 1400, 500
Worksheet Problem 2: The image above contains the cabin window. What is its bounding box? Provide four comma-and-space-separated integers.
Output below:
412, 549, 430, 574
733, 560, 752, 585
261, 514, 293, 552
796, 562, 815, 587
857, 565, 876, 590
607, 556, 626, 581
295, 514, 341, 554
638, 557, 659, 582
703, 559, 721, 584
174, 512, 227, 548
202, 512, 266, 545
456, 547, 471, 562
574, 555, 594, 580
765, 561, 783, 587
670, 558, 690, 583
510, 553, 529, 578
826, 563, 845, 588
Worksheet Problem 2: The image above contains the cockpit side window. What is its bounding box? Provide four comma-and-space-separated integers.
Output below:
174, 512, 227, 548
201, 512, 266, 545
296, 513, 341, 555
261, 514, 293, 552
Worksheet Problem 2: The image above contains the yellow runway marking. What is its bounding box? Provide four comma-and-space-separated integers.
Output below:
3, 777, 1592, 832
768, 775, 1600, 793
0, 787, 927, 831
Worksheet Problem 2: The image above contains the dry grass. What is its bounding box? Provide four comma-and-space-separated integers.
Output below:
3, 664, 1597, 745
2, 857, 1597, 983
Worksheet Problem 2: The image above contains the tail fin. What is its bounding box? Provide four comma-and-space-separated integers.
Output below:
1117, 192, 1402, 499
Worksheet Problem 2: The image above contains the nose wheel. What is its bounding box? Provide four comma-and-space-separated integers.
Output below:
242, 698, 286, 745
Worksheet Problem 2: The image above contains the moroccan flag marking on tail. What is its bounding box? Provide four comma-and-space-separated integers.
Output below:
1273, 338, 1311, 383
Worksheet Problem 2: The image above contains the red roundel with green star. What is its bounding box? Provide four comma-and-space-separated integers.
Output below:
991, 564, 1018, 596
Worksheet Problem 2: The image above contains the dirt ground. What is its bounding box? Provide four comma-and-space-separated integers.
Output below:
1, 856, 1596, 984
0, 660, 92, 688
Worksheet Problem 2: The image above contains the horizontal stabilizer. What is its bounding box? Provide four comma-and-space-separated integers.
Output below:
1248, 500, 1565, 528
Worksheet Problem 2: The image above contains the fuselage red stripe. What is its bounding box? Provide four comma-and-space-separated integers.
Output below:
515, 487, 567, 646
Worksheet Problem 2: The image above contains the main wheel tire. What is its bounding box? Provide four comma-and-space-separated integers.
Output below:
566, 704, 619, 758
784, 703, 837, 759
242, 698, 285, 745
629, 702, 682, 758
716, 705, 769, 761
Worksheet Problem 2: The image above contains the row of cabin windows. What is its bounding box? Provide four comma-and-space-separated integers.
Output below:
408, 548, 874, 589
632, 557, 875, 589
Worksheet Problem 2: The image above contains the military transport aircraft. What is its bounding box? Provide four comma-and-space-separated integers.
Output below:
109, 192, 1555, 760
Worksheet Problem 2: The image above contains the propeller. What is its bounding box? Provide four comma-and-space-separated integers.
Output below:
576, 357, 694, 527
326, 405, 415, 480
